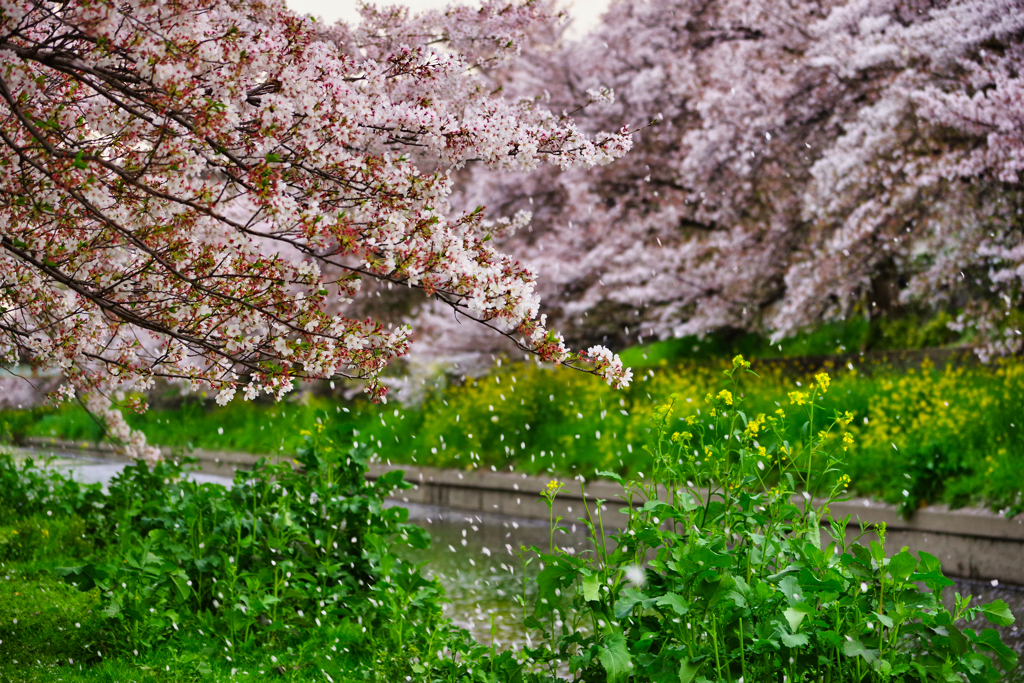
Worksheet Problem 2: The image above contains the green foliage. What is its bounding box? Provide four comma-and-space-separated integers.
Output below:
0, 371, 1018, 683
0, 436, 486, 682
5, 351, 1023, 517
617, 314, 966, 369
0, 452, 105, 522
0, 514, 91, 563
516, 359, 1017, 682
53, 429, 453, 662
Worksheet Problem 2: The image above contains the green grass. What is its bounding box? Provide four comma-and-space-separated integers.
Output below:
0, 555, 400, 683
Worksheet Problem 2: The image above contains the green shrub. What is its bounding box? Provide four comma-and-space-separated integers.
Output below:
53, 427, 472, 677
0, 452, 106, 522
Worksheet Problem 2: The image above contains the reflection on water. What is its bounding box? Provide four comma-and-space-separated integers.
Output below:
399, 502, 594, 649
398, 503, 1024, 680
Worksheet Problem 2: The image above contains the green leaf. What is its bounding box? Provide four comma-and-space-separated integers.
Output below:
918, 551, 942, 575
595, 470, 624, 485
784, 607, 806, 632
654, 592, 689, 616
642, 499, 673, 513
523, 616, 544, 630
778, 575, 803, 606
169, 573, 191, 602
967, 628, 1018, 670
676, 492, 700, 511
843, 637, 878, 663
872, 611, 894, 628
598, 632, 632, 683
806, 511, 821, 550
887, 550, 916, 582
781, 632, 809, 648
979, 600, 1015, 627
582, 574, 601, 602
679, 657, 703, 683
615, 587, 648, 619
946, 623, 970, 655
55, 565, 97, 592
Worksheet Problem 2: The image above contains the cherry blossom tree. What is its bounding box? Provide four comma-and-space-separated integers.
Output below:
0, 0, 634, 458
427, 0, 1022, 363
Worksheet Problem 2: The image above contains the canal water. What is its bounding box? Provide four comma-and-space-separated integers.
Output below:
38, 453, 1024, 680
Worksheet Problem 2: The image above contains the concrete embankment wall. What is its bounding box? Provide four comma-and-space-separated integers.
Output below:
19, 437, 1024, 585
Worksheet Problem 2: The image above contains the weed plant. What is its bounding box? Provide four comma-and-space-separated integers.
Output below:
517, 358, 1018, 682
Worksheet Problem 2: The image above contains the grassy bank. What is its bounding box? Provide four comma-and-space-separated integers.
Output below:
0, 440, 482, 683
1, 365, 1018, 683
4, 352, 1023, 517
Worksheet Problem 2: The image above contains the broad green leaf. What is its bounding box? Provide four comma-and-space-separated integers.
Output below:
582, 574, 601, 602
784, 607, 806, 632
654, 592, 689, 616
967, 628, 1018, 670
873, 611, 894, 628
778, 575, 803, 606
170, 573, 191, 602
679, 657, 703, 683
979, 600, 1015, 627
909, 570, 954, 590
781, 632, 809, 648
598, 632, 632, 683
887, 550, 916, 582
946, 623, 970, 655
676, 492, 700, 512
843, 637, 878, 663
918, 551, 942, 575
806, 511, 821, 550
615, 587, 648, 619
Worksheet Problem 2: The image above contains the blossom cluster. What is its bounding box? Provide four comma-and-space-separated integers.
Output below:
423, 0, 1023, 363
0, 0, 632, 457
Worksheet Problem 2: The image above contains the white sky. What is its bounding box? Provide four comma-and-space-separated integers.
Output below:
286, 0, 612, 39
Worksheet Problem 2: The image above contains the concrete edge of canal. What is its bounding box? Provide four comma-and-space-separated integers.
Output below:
17, 436, 1024, 586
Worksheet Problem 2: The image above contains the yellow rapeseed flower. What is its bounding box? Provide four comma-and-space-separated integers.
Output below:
788, 391, 808, 406
745, 414, 766, 437
815, 372, 831, 393
717, 390, 734, 406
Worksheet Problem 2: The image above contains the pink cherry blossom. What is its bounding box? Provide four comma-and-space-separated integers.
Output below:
0, 0, 633, 458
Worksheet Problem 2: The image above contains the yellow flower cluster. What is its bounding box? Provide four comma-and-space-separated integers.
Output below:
788, 391, 808, 406
732, 354, 751, 370
745, 413, 767, 437
814, 372, 831, 393
842, 433, 855, 452
718, 390, 734, 406
671, 431, 693, 444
